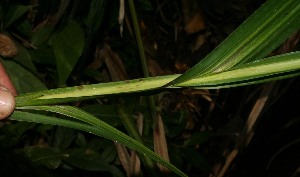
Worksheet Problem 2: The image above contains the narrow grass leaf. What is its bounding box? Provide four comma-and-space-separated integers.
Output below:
167, 0, 300, 87
15, 75, 177, 106
177, 52, 300, 88
15, 50, 300, 105
13, 107, 187, 177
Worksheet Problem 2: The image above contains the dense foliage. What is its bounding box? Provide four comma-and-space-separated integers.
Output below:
0, 0, 299, 177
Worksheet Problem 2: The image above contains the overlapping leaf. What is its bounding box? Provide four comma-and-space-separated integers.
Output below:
166, 0, 300, 87
11, 1, 300, 177
11, 106, 188, 177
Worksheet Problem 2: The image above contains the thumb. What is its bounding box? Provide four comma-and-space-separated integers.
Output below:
0, 86, 15, 120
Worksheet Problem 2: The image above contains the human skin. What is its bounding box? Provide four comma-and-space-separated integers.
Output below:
0, 62, 16, 120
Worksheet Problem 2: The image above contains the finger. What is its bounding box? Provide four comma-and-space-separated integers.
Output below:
0, 86, 15, 119
0, 62, 17, 96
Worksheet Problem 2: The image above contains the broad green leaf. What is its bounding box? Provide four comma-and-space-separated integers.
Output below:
64, 148, 110, 171
3, 5, 32, 28
50, 21, 84, 85
53, 127, 75, 150
10, 110, 188, 177
14, 19, 32, 37
13, 42, 38, 74
1, 59, 47, 94
30, 45, 56, 65
17, 146, 67, 169
32, 26, 54, 47
166, 0, 300, 87
0, 122, 35, 148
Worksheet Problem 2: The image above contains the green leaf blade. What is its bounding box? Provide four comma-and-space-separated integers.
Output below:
4, 5, 32, 28
50, 21, 85, 85
1, 59, 47, 94
17, 146, 67, 169
177, 52, 300, 88
10, 111, 188, 177
167, 0, 300, 87
64, 148, 111, 171
15, 75, 177, 106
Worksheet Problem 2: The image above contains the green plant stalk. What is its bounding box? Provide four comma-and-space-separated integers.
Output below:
128, 0, 162, 171
128, 0, 164, 158
166, 0, 300, 87
128, 0, 149, 77
128, 0, 158, 127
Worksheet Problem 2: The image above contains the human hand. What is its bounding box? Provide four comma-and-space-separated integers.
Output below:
0, 62, 16, 120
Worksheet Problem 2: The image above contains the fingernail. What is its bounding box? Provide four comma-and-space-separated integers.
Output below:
0, 86, 16, 120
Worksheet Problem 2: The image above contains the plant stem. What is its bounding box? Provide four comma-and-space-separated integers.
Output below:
118, 106, 157, 175
128, 0, 149, 77
128, 0, 168, 174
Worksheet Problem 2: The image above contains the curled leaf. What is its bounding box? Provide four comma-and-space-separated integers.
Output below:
0, 34, 18, 57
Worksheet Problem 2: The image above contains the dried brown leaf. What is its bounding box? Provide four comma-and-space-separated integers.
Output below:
153, 113, 170, 173
94, 44, 128, 81
0, 34, 18, 57
147, 57, 165, 76
184, 12, 205, 34
114, 142, 131, 176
